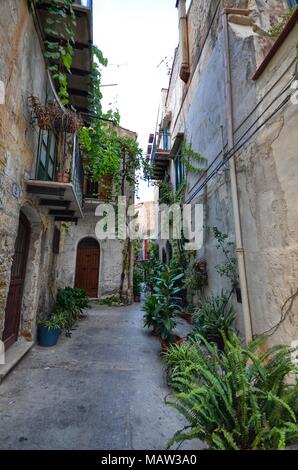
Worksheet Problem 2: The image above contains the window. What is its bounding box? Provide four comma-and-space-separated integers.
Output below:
36, 130, 57, 181
162, 128, 169, 151
175, 148, 185, 190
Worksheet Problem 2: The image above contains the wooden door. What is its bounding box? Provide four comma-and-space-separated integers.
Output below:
3, 213, 31, 349
75, 238, 100, 298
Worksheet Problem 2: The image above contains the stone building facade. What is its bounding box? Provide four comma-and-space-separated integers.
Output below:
150, 0, 298, 346
0, 0, 136, 357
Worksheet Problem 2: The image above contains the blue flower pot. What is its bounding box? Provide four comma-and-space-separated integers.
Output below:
38, 325, 60, 347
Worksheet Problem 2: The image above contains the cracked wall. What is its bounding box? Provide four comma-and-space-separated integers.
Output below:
164, 0, 295, 343
0, 0, 57, 342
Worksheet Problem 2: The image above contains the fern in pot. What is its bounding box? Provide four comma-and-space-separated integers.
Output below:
166, 332, 298, 450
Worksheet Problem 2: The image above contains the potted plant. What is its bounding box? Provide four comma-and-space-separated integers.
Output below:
192, 292, 236, 351
133, 265, 143, 302
179, 304, 195, 324
142, 294, 160, 335
152, 265, 184, 351
37, 310, 66, 347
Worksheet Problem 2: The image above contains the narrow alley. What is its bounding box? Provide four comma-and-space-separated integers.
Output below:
0, 303, 200, 450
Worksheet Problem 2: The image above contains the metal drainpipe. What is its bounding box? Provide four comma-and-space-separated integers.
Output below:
222, 9, 253, 344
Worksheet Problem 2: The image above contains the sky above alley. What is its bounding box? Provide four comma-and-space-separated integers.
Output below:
93, 0, 183, 201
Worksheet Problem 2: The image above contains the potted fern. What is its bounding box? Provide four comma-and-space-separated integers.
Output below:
165, 332, 298, 450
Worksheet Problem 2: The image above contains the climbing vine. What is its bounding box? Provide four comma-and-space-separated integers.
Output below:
212, 227, 239, 292
30, 0, 77, 105
181, 140, 207, 177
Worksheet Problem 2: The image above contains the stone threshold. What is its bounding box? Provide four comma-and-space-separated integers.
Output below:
0, 338, 34, 384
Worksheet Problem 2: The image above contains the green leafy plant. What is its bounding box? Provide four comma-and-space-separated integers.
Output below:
30, 0, 77, 105
268, 8, 296, 38
192, 292, 235, 348
54, 287, 88, 332
98, 294, 127, 306
153, 265, 184, 342
163, 339, 204, 385
142, 294, 160, 329
133, 264, 143, 298
181, 140, 207, 176
38, 310, 67, 330
212, 227, 239, 291
143, 242, 163, 293
166, 332, 298, 450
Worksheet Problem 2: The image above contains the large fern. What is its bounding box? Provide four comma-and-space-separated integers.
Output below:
165, 332, 298, 450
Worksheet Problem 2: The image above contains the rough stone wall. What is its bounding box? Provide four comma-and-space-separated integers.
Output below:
0, 0, 57, 341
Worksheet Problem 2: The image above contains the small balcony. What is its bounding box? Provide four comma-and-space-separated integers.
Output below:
27, 134, 84, 222
32, 0, 93, 113
150, 130, 172, 180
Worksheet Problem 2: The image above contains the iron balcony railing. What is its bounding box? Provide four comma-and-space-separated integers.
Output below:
72, 134, 84, 208
150, 128, 170, 164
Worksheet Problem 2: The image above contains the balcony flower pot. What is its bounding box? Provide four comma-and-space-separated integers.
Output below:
57, 171, 70, 183
62, 172, 70, 183
37, 325, 60, 347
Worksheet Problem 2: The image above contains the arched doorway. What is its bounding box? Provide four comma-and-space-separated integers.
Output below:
3, 212, 31, 349
75, 238, 100, 298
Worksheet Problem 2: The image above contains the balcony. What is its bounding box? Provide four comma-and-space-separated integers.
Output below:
150, 129, 172, 180
32, 0, 93, 113
27, 134, 84, 222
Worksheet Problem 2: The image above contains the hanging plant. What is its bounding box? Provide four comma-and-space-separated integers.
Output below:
28, 96, 84, 133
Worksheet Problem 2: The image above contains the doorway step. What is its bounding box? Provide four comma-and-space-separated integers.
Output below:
0, 338, 33, 384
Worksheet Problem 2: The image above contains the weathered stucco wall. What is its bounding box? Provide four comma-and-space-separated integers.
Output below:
57, 212, 129, 298
163, 0, 294, 342
236, 24, 298, 346
0, 0, 58, 341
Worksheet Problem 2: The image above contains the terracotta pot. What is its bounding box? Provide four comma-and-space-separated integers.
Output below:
63, 172, 70, 183
161, 335, 183, 352
181, 312, 192, 324
197, 259, 207, 270
57, 172, 63, 183
134, 295, 141, 303
152, 321, 158, 336
175, 335, 183, 345
161, 339, 169, 352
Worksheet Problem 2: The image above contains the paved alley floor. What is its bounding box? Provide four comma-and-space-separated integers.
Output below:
0, 303, 202, 450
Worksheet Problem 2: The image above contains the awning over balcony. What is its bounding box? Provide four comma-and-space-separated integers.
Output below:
33, 0, 93, 113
